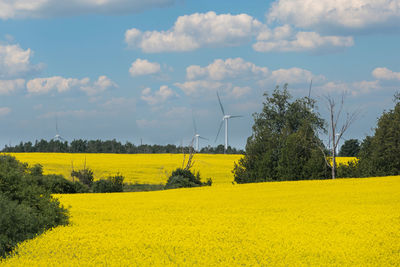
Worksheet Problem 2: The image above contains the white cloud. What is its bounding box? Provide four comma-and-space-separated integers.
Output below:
27, 76, 88, 94
318, 80, 381, 96
179, 58, 324, 97
129, 59, 161, 76
0, 79, 25, 94
269, 67, 325, 84
372, 67, 400, 81
175, 80, 227, 96
267, 0, 400, 33
141, 85, 177, 105
232, 86, 252, 98
187, 58, 269, 80
0, 107, 11, 116
253, 27, 354, 52
0, 44, 41, 78
125, 11, 263, 53
0, 0, 176, 19
80, 76, 118, 96
27, 75, 117, 95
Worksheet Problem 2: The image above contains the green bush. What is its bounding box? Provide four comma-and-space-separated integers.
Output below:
165, 168, 212, 189
27, 173, 89, 194
0, 155, 69, 258
71, 169, 94, 187
92, 175, 124, 193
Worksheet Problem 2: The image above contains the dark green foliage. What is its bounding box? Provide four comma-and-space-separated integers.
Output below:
3, 139, 244, 154
30, 174, 89, 194
233, 84, 328, 183
339, 139, 360, 157
92, 175, 124, 193
165, 168, 212, 189
71, 169, 94, 187
356, 98, 400, 177
123, 183, 165, 192
0, 155, 69, 258
336, 161, 359, 178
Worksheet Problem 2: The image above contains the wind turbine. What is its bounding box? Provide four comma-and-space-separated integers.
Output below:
53, 117, 66, 142
192, 113, 208, 152
215, 92, 242, 153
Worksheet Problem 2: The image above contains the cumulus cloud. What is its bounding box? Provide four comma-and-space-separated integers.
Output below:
0, 0, 176, 19
125, 11, 263, 53
178, 58, 324, 98
0, 107, 11, 116
0, 44, 41, 78
232, 86, 252, 98
253, 26, 354, 52
186, 58, 269, 80
269, 67, 325, 84
372, 67, 400, 81
0, 79, 25, 94
141, 85, 177, 105
80, 76, 118, 96
129, 59, 161, 76
125, 11, 354, 53
175, 80, 227, 97
27, 75, 117, 95
318, 80, 381, 96
267, 0, 400, 33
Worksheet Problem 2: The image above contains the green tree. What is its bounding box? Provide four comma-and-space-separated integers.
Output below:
233, 84, 328, 183
357, 94, 400, 176
338, 139, 360, 157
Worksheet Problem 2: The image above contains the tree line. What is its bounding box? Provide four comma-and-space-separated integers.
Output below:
2, 139, 244, 154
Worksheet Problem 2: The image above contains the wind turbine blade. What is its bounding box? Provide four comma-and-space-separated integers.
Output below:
215, 120, 224, 142
308, 79, 313, 99
217, 92, 225, 115
230, 115, 243, 118
199, 136, 209, 141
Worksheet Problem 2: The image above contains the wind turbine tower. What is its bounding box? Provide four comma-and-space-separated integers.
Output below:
215, 92, 242, 153
192, 113, 208, 152
53, 117, 66, 142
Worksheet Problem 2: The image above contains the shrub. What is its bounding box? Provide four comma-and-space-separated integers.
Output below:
92, 175, 124, 193
165, 168, 212, 189
71, 169, 94, 187
0, 155, 69, 258
27, 174, 89, 194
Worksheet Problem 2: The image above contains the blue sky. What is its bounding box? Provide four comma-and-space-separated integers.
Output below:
0, 0, 399, 149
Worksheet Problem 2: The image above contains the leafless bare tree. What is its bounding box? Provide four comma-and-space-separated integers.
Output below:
324, 93, 359, 179
182, 138, 196, 171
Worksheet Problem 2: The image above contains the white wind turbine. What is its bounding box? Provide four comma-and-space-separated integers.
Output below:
192, 113, 208, 152
215, 92, 242, 153
53, 117, 66, 142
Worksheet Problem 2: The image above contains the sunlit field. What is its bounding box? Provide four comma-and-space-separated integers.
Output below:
2, 176, 399, 266
7, 153, 243, 184
328, 156, 358, 166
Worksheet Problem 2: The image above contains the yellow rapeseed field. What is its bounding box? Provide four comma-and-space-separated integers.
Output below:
7, 153, 242, 184
2, 176, 399, 266
328, 156, 358, 166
